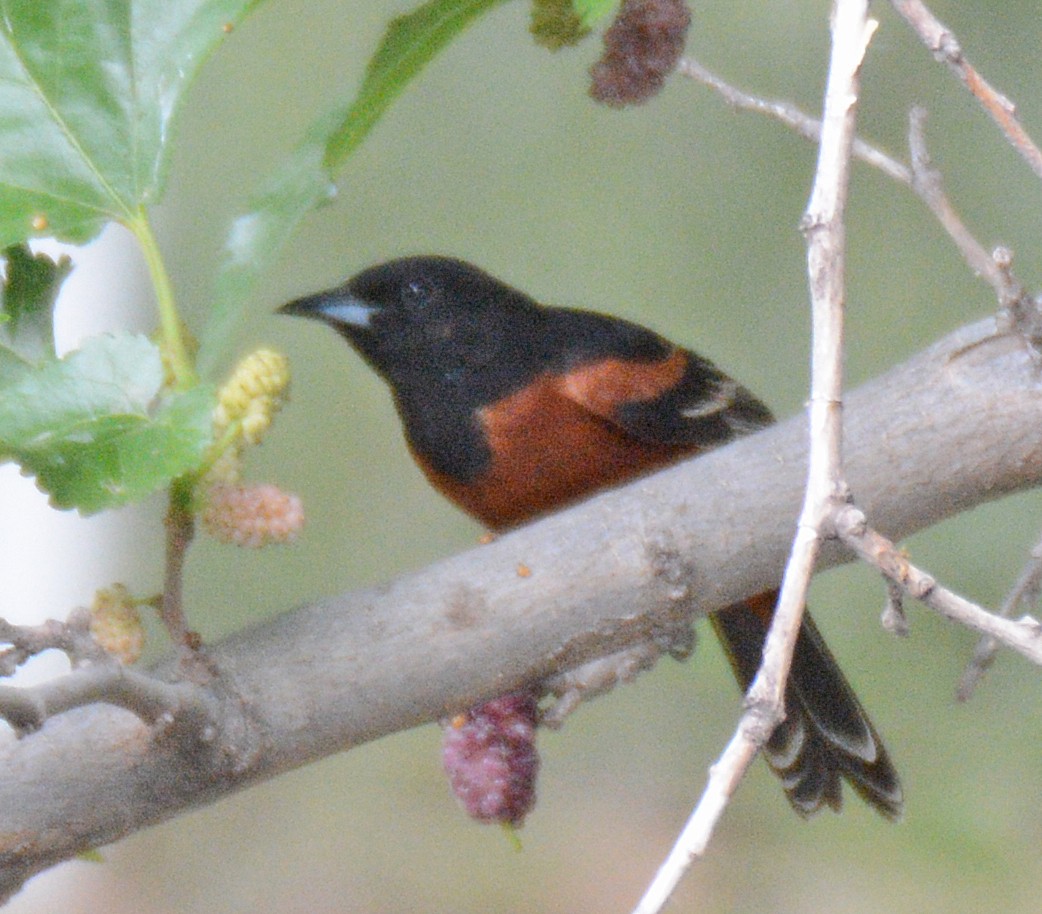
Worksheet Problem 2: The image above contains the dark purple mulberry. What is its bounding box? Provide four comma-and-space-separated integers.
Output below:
590, 0, 692, 107
442, 691, 541, 826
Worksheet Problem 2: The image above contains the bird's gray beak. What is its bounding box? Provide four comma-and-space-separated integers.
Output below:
278, 289, 380, 329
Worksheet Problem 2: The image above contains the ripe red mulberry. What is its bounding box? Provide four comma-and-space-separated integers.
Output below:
442, 691, 541, 825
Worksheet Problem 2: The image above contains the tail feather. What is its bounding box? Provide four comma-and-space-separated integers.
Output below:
710, 592, 902, 820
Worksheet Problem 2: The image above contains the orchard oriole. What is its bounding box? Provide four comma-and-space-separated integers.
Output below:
280, 255, 902, 819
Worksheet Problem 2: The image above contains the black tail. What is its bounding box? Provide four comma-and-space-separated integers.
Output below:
710, 592, 902, 819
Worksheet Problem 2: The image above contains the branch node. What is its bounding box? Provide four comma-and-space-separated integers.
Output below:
834, 504, 867, 538
908, 571, 936, 600
0, 686, 46, 736
1015, 613, 1042, 637
989, 247, 1042, 351
542, 641, 675, 727
881, 580, 910, 637
992, 245, 1013, 271
931, 29, 961, 64
741, 693, 784, 743
645, 532, 699, 609
797, 211, 825, 237
895, 0, 1042, 181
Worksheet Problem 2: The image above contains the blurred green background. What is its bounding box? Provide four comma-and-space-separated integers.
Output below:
12, 0, 1042, 911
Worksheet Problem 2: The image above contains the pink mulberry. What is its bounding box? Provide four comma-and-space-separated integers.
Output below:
442, 691, 541, 825
202, 483, 304, 547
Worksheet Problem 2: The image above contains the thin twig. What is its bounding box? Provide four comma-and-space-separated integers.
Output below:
161, 480, 194, 650
677, 57, 911, 186
679, 58, 1035, 328
906, 107, 1003, 288
0, 610, 107, 676
629, 724, 763, 914
0, 608, 216, 736
906, 107, 1040, 338
160, 478, 217, 682
0, 664, 212, 735
835, 506, 1042, 665
880, 578, 910, 636
630, 5, 878, 912
890, 0, 1042, 182
681, 28, 1042, 710
542, 641, 675, 727
957, 532, 1042, 701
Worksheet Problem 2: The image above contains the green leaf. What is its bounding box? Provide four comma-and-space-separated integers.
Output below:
324, 0, 514, 170
0, 244, 72, 383
574, 0, 616, 27
530, 0, 590, 50
0, 0, 267, 247
0, 333, 214, 513
200, 118, 338, 374
200, 0, 510, 373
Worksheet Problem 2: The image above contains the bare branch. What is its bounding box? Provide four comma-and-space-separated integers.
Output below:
891, 0, 1042, 181
905, 107, 1041, 342
0, 610, 106, 675
632, 5, 879, 911
881, 579, 910, 636
160, 480, 206, 670
835, 505, 1042, 663
0, 665, 213, 736
679, 58, 1039, 337
957, 532, 1042, 701
0, 606, 204, 735
630, 721, 763, 914
676, 57, 911, 186
906, 107, 1006, 288
542, 640, 681, 727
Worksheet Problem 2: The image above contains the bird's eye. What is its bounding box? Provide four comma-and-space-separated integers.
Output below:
401, 277, 433, 308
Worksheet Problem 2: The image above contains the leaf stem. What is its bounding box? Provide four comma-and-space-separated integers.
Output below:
188, 420, 242, 487
160, 475, 205, 665
129, 209, 198, 390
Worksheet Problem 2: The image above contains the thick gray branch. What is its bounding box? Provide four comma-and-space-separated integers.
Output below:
2, 318, 1042, 898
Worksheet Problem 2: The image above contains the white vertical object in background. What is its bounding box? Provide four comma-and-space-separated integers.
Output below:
0, 225, 158, 684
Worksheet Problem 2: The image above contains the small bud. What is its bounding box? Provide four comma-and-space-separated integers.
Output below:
205, 447, 243, 486
881, 582, 910, 637
90, 584, 145, 664
531, 0, 589, 50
